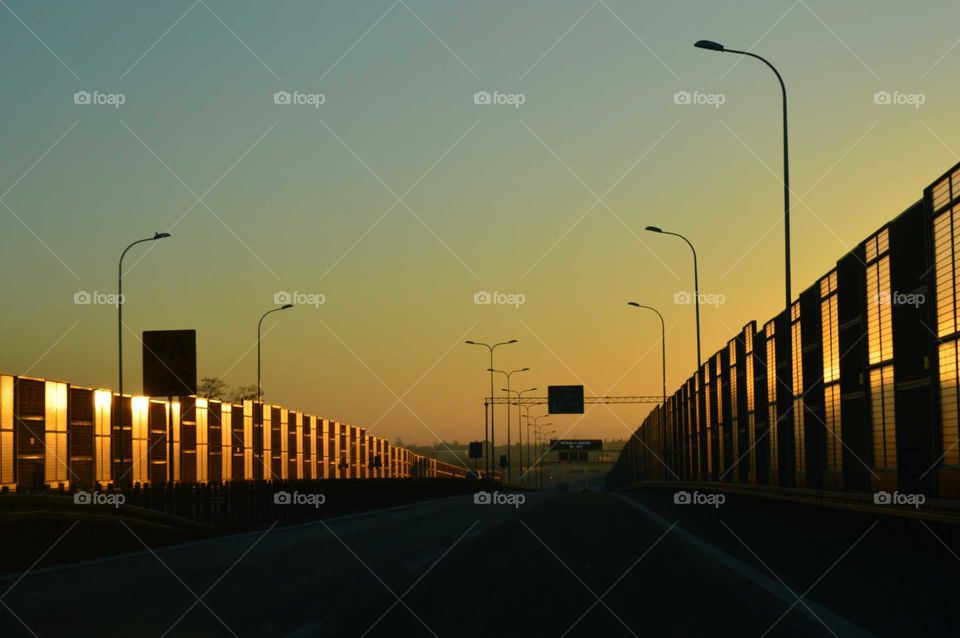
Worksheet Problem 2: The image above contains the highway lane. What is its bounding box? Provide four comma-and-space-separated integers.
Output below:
2, 487, 948, 636
0, 494, 547, 637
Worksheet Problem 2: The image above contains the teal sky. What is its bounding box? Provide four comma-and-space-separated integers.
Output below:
2, 1, 959, 444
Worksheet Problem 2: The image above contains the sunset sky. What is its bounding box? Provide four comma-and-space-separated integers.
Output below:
2, 0, 959, 445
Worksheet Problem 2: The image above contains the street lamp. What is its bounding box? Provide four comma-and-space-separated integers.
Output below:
466, 339, 517, 477
503, 386, 536, 486
489, 367, 529, 482
527, 415, 551, 488
521, 406, 539, 486
627, 302, 666, 406
117, 231, 170, 486
258, 304, 294, 404
538, 426, 556, 490
257, 303, 293, 473
694, 39, 791, 311
645, 226, 700, 367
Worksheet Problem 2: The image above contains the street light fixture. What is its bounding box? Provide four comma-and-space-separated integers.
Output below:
489, 367, 529, 482
258, 304, 294, 405
645, 226, 701, 367
257, 303, 293, 476
627, 302, 666, 406
527, 415, 552, 489
465, 339, 517, 477
521, 406, 540, 486
503, 385, 536, 486
117, 231, 171, 487
538, 426, 557, 490
694, 39, 791, 311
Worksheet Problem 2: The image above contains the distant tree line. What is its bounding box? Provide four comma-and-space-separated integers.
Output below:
196, 377, 259, 403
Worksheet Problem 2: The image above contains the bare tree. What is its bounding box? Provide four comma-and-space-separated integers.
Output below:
197, 377, 228, 400
231, 384, 259, 403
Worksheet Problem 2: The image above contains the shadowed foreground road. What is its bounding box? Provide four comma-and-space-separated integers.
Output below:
1, 488, 955, 636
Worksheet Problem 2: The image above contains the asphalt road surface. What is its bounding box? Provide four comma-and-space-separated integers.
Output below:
1, 488, 955, 637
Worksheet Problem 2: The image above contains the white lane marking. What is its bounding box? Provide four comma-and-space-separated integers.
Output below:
611, 493, 876, 638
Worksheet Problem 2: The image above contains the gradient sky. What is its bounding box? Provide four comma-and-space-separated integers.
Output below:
2, 1, 959, 445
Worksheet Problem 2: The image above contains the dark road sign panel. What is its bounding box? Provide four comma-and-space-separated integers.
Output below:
142, 330, 197, 397
469, 442, 483, 459
548, 385, 584, 414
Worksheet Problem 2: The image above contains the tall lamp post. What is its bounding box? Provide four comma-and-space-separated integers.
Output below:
693, 39, 791, 311
517, 408, 533, 485
645, 226, 700, 367
257, 303, 293, 477
538, 426, 556, 490
466, 339, 517, 477
627, 303, 666, 405
489, 367, 529, 482
504, 386, 536, 486
117, 231, 170, 487
524, 412, 543, 484
527, 415, 551, 488
257, 304, 294, 405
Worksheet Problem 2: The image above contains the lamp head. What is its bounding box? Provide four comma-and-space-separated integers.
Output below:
645, 226, 663, 233
465, 340, 476, 345
154, 232, 171, 239
507, 339, 518, 344
280, 304, 294, 310
694, 40, 725, 52
627, 302, 640, 308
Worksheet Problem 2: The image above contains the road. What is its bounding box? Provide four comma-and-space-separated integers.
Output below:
0, 487, 955, 637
